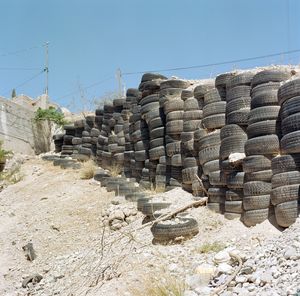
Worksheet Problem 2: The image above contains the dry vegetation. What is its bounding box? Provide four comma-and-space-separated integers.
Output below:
80, 160, 97, 179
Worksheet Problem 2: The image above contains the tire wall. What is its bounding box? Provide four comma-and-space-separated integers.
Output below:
58, 67, 300, 228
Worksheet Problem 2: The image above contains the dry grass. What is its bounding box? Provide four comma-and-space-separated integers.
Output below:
107, 163, 122, 177
129, 272, 185, 296
143, 183, 166, 195
197, 242, 226, 254
80, 160, 97, 179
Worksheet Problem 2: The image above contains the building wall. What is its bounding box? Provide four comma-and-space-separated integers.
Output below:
0, 97, 51, 155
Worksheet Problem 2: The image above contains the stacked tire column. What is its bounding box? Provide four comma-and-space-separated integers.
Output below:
123, 88, 141, 177
161, 79, 191, 189
221, 72, 253, 219
61, 124, 76, 156
192, 82, 214, 195
138, 73, 167, 189
199, 85, 227, 213
272, 76, 300, 227
243, 69, 291, 226
72, 119, 85, 161
181, 88, 203, 193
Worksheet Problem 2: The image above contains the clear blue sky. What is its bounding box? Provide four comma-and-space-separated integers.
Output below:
0, 0, 299, 112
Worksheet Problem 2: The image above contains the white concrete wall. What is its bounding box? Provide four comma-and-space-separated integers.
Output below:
0, 97, 51, 155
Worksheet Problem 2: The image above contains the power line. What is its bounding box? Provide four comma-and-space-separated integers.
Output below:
0, 45, 42, 58
59, 76, 114, 99
122, 48, 300, 75
4, 69, 45, 96
0, 67, 41, 71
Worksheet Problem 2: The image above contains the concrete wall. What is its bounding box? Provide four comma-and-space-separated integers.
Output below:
0, 97, 51, 155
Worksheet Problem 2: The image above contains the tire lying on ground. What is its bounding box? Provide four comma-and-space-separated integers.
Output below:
150, 217, 199, 241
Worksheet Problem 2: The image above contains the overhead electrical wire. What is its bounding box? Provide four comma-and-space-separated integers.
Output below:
0, 45, 42, 58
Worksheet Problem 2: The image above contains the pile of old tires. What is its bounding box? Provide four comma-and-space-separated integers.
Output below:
221, 72, 253, 220
243, 69, 291, 226
271, 77, 300, 227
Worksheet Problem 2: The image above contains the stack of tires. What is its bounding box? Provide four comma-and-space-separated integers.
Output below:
71, 119, 84, 160
243, 69, 291, 226
123, 88, 140, 177
138, 73, 167, 189
221, 72, 253, 219
181, 87, 203, 193
161, 79, 190, 189
271, 76, 300, 227
61, 124, 76, 156
192, 82, 214, 195
53, 134, 64, 153
200, 84, 227, 213
97, 104, 115, 168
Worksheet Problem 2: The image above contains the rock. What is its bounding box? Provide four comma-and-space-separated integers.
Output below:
284, 247, 298, 260
183, 290, 198, 296
260, 271, 273, 284
22, 243, 36, 261
214, 251, 231, 264
195, 286, 212, 295
185, 274, 208, 289
235, 275, 247, 283
217, 263, 233, 275
241, 266, 254, 275
22, 274, 43, 288
125, 216, 136, 224
108, 210, 125, 222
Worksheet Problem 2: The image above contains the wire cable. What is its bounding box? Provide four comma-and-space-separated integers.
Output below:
122, 48, 300, 75
0, 67, 41, 71
0, 45, 42, 58
59, 76, 114, 99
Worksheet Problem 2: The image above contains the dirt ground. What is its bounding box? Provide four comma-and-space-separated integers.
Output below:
0, 158, 283, 296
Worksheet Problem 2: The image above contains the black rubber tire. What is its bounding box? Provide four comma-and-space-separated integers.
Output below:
141, 102, 160, 117
140, 94, 159, 106
244, 135, 279, 156
149, 146, 165, 161
271, 171, 300, 188
208, 187, 226, 200
203, 159, 220, 175
226, 108, 250, 126
166, 120, 183, 135
78, 147, 92, 155
183, 120, 202, 132
194, 128, 207, 141
224, 212, 241, 220
248, 106, 280, 125
251, 92, 278, 109
220, 135, 247, 159
208, 170, 227, 186
243, 155, 272, 173
182, 167, 198, 184
226, 97, 251, 114
142, 202, 171, 216
271, 184, 300, 205
271, 154, 300, 175
202, 114, 226, 129
275, 200, 299, 228
135, 150, 148, 162
198, 145, 220, 165
151, 217, 199, 241
226, 86, 251, 102
171, 154, 182, 167
197, 131, 220, 150
166, 141, 181, 157
244, 170, 273, 182
141, 73, 167, 83
278, 78, 300, 105
247, 120, 281, 139
203, 88, 223, 105
244, 181, 272, 196
160, 79, 190, 90
243, 208, 269, 226
220, 160, 241, 173
194, 83, 215, 99
281, 96, 300, 118
149, 137, 164, 149
183, 110, 203, 120
226, 72, 255, 89
281, 131, 300, 154
215, 72, 236, 89
181, 131, 194, 142
243, 195, 270, 211
164, 99, 184, 114
137, 197, 152, 211
251, 69, 291, 88
281, 113, 300, 135
226, 172, 245, 189
184, 97, 200, 111
166, 110, 184, 121
148, 116, 164, 130
226, 189, 244, 201
183, 157, 198, 168
203, 101, 226, 117
225, 200, 243, 214
150, 127, 164, 139
220, 124, 246, 140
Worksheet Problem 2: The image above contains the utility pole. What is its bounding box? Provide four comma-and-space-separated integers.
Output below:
116, 68, 123, 98
45, 42, 49, 97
